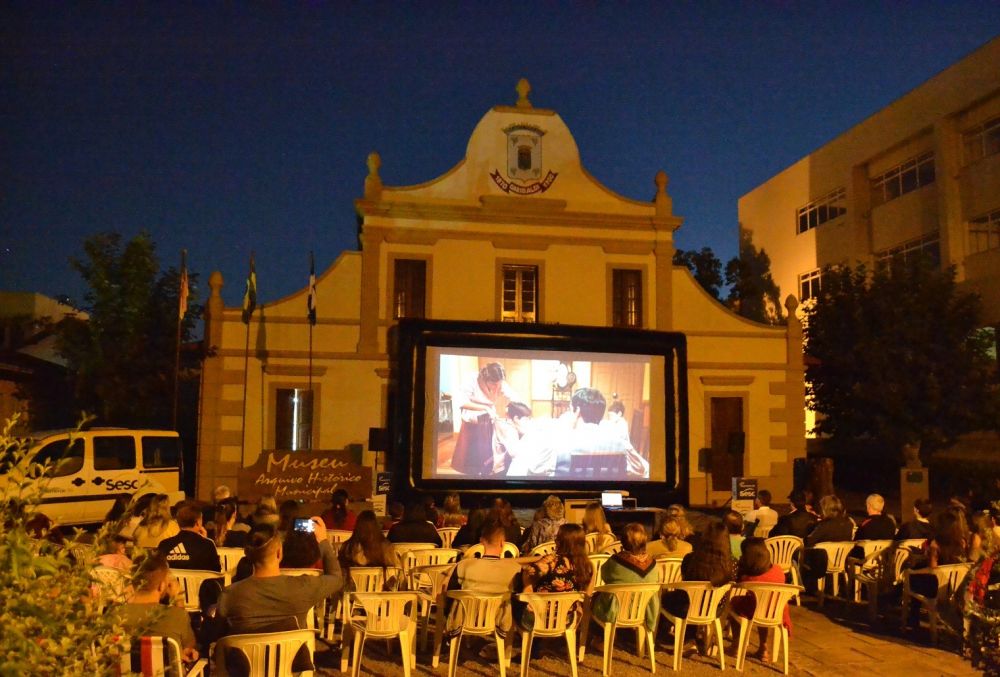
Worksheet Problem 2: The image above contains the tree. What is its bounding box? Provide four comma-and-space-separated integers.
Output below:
803, 256, 998, 460
674, 247, 724, 300
56, 232, 201, 427
725, 231, 784, 324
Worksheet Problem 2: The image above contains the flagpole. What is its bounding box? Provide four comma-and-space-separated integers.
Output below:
172, 249, 187, 430
307, 252, 316, 450
240, 252, 256, 468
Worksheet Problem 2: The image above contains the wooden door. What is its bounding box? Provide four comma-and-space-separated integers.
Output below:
710, 397, 744, 491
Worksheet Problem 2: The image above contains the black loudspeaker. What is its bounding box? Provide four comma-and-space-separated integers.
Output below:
697, 448, 711, 472
368, 427, 389, 452
727, 431, 746, 456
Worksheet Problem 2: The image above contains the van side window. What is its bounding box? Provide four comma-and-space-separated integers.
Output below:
93, 437, 136, 471
34, 438, 84, 477
142, 437, 181, 468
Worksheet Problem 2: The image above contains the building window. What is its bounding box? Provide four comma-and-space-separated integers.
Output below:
797, 187, 847, 234
392, 259, 426, 319
275, 388, 313, 451
501, 264, 538, 322
969, 208, 1000, 255
798, 269, 822, 302
963, 115, 1000, 165
870, 151, 935, 207
611, 269, 643, 328
875, 232, 941, 269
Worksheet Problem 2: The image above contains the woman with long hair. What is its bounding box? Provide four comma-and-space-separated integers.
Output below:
661, 519, 735, 620
214, 501, 248, 548
132, 494, 180, 548
647, 516, 694, 559
338, 510, 396, 575
521, 523, 593, 594
520, 495, 566, 554
440, 492, 467, 528
582, 502, 615, 551
491, 498, 522, 544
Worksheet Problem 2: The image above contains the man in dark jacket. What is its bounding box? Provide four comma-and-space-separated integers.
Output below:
895, 497, 935, 541
854, 493, 897, 541
158, 502, 222, 572
770, 489, 818, 539
386, 502, 442, 546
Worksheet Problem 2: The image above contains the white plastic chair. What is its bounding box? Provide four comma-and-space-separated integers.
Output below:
846, 540, 892, 604
901, 562, 973, 645
406, 562, 457, 662
582, 583, 660, 675
348, 591, 419, 677
170, 569, 225, 612
91, 565, 130, 608
897, 538, 928, 551
588, 553, 610, 589
463, 542, 521, 559
392, 542, 438, 567
529, 540, 557, 556
402, 547, 459, 573
338, 565, 403, 670
765, 536, 803, 605
437, 527, 460, 548
327, 529, 354, 546
654, 556, 683, 585
216, 547, 244, 584
659, 581, 732, 671
280, 568, 324, 634
813, 541, 854, 605
444, 590, 511, 677
213, 629, 314, 677
516, 592, 585, 677
121, 635, 207, 677
602, 540, 623, 555
729, 582, 802, 674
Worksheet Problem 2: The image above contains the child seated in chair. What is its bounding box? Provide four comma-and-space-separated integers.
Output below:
729, 537, 790, 663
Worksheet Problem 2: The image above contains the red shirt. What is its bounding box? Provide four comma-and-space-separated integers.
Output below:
732, 564, 792, 631
321, 508, 357, 531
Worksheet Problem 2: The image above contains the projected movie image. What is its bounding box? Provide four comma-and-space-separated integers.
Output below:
431, 351, 654, 482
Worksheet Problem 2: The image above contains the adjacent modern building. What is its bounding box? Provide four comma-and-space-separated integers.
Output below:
197, 81, 807, 505
739, 36, 1000, 328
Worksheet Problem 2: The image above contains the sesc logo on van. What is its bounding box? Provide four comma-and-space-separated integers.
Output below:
2, 428, 185, 526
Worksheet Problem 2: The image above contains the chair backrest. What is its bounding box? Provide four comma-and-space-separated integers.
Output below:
217, 547, 244, 576
214, 629, 314, 677
588, 553, 610, 589
350, 592, 419, 637
327, 529, 354, 545
654, 556, 683, 585
897, 538, 927, 551
517, 592, 585, 637
91, 565, 130, 604
892, 546, 913, 583
446, 590, 507, 635
932, 563, 974, 598
464, 542, 520, 559
662, 582, 732, 623
593, 583, 661, 628
735, 582, 802, 627
437, 527, 460, 548
392, 542, 438, 566
584, 532, 600, 553
403, 547, 460, 571
121, 636, 184, 676
407, 562, 457, 598
280, 567, 321, 576
170, 569, 225, 612
348, 565, 402, 593
530, 540, 557, 556
755, 524, 774, 539
815, 541, 855, 572
856, 539, 893, 559
602, 540, 623, 555
765, 536, 803, 571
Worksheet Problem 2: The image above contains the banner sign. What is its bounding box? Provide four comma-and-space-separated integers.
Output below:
731, 476, 758, 514
490, 169, 558, 195
376, 472, 392, 495
237, 449, 372, 514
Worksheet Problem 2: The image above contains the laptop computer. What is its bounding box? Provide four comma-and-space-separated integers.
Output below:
601, 491, 624, 510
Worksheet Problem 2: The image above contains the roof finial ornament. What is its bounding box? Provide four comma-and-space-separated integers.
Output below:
654, 170, 673, 217
364, 151, 383, 200
515, 78, 532, 109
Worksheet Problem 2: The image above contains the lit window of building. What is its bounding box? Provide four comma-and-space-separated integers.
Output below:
798, 269, 822, 302
969, 208, 1000, 254
875, 232, 941, 269
392, 259, 427, 319
963, 115, 1000, 164
611, 268, 643, 328
797, 187, 847, 234
870, 152, 935, 207
500, 264, 538, 322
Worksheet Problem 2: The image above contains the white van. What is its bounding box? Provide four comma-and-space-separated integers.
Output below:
4, 428, 186, 526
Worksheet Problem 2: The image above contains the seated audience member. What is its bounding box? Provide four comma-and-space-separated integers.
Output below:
662, 520, 735, 619
439, 492, 467, 528
969, 510, 999, 561
338, 510, 396, 576
213, 501, 249, 549
592, 523, 659, 631
453, 520, 521, 590
218, 519, 343, 633
251, 495, 279, 528
103, 494, 133, 537
452, 507, 488, 549
278, 500, 302, 533
321, 489, 357, 531
742, 490, 779, 537
492, 498, 522, 544
896, 497, 935, 542
158, 502, 222, 572
666, 504, 695, 543
383, 501, 404, 531
465, 517, 513, 559
422, 495, 440, 528
119, 492, 156, 541
646, 516, 694, 559
520, 495, 566, 554
119, 552, 199, 663
202, 485, 232, 534
583, 502, 616, 552
97, 534, 132, 571
906, 509, 970, 628
386, 502, 442, 546
520, 523, 593, 594
729, 537, 790, 662
724, 510, 746, 559
281, 528, 324, 570
133, 494, 180, 549
801, 495, 853, 593
855, 493, 897, 541
770, 489, 818, 539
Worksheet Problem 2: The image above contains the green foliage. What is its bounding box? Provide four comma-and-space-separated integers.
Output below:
803, 257, 999, 459
673, 247, 724, 300
0, 415, 130, 675
724, 231, 784, 324
56, 232, 201, 427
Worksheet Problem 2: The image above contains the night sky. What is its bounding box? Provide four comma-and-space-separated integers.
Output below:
3, 4, 999, 309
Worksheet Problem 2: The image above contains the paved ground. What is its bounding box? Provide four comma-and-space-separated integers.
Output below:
313, 595, 978, 676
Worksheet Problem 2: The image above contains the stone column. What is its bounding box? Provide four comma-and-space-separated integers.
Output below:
197, 271, 225, 499
782, 295, 807, 498
934, 116, 965, 278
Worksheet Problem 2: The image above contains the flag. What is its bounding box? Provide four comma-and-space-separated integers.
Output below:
178, 249, 189, 320
242, 254, 257, 324
307, 252, 317, 326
